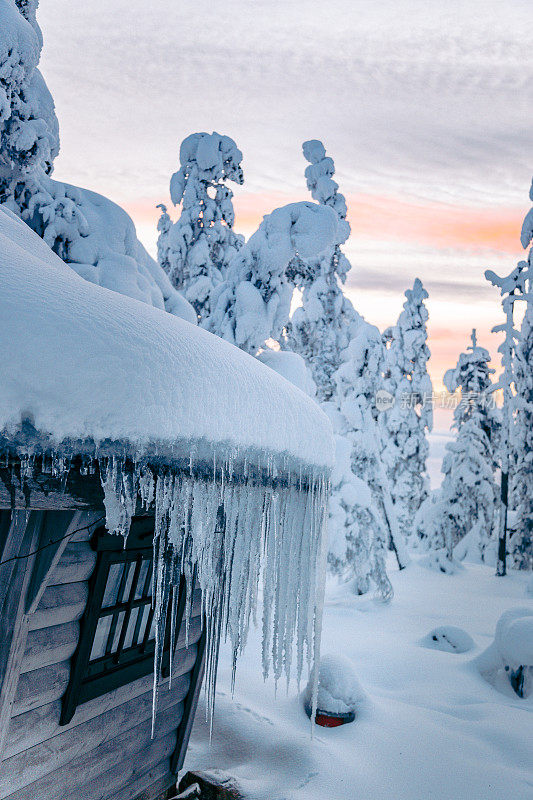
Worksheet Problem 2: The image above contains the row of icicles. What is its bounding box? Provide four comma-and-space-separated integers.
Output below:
99, 455, 329, 734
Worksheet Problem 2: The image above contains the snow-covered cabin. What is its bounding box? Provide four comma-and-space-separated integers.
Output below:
0, 209, 334, 800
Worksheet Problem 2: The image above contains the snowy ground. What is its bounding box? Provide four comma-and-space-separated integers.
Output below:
184, 558, 533, 799
427, 426, 452, 488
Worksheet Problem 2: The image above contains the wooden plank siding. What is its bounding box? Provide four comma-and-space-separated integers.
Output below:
0, 511, 206, 800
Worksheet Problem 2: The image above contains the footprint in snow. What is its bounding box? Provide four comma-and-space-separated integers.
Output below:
420, 625, 474, 653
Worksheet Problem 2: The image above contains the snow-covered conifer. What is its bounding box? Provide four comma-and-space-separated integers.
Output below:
207, 200, 338, 354
485, 257, 531, 575
285, 140, 353, 402
0, 0, 59, 205
0, 0, 194, 322
157, 132, 244, 322
381, 278, 433, 542
505, 183, 533, 571
437, 330, 497, 566
285, 141, 408, 590
511, 305, 533, 569
334, 317, 409, 584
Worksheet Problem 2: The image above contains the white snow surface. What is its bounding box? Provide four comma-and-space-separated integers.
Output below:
0, 207, 334, 469
51, 183, 197, 326
257, 350, 316, 397
494, 608, 533, 667
185, 558, 533, 800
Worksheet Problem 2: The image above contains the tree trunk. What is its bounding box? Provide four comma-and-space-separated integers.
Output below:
496, 471, 508, 577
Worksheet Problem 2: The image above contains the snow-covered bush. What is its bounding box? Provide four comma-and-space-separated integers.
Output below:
207, 201, 338, 354
327, 433, 392, 600
381, 278, 433, 543
435, 331, 497, 567
0, 0, 194, 323
157, 132, 244, 323
412, 491, 443, 551
477, 608, 533, 699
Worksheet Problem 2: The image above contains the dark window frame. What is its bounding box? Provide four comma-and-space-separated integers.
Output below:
60, 515, 186, 725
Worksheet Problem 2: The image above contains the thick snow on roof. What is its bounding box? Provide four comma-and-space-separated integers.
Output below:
0, 208, 334, 470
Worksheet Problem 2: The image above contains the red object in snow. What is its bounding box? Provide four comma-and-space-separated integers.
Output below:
314, 710, 355, 727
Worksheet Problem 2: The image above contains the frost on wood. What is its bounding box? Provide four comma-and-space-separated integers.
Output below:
99, 453, 329, 731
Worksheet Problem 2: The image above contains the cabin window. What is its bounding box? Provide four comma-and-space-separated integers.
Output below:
61, 516, 184, 725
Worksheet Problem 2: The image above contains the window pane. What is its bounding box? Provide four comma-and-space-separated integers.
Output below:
123, 607, 140, 649
90, 616, 112, 661
102, 563, 124, 608
121, 563, 136, 602
137, 604, 152, 643
110, 611, 126, 653
135, 559, 152, 599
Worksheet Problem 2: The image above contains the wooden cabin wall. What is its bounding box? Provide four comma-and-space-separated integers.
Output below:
0, 513, 204, 800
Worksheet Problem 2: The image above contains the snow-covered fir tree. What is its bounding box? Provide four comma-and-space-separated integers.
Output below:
506, 180, 533, 571
0, 0, 60, 213
0, 0, 193, 321
331, 317, 406, 597
512, 303, 533, 570
285, 140, 353, 402
157, 132, 244, 323
207, 200, 339, 354
485, 258, 530, 576
436, 330, 497, 568
381, 278, 433, 543
283, 140, 408, 593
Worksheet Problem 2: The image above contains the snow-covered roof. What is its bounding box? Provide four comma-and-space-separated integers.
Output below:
0, 208, 334, 473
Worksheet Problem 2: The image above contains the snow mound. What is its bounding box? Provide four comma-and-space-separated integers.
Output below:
526, 575, 533, 598
420, 626, 474, 654
422, 548, 464, 574
0, 206, 334, 470
50, 183, 197, 325
303, 653, 365, 715
476, 607, 533, 699
494, 607, 533, 668
257, 350, 316, 397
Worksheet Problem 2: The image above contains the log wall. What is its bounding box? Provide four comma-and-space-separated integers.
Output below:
0, 513, 204, 800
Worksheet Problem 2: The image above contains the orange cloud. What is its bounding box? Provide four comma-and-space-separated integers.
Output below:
346, 194, 524, 254
121, 191, 525, 256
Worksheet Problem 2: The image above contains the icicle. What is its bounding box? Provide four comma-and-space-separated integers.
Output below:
95, 445, 331, 737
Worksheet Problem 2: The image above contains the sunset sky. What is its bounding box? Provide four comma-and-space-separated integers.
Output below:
37, 0, 532, 424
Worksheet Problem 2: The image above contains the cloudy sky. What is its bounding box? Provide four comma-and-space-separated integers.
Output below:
38, 0, 532, 413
